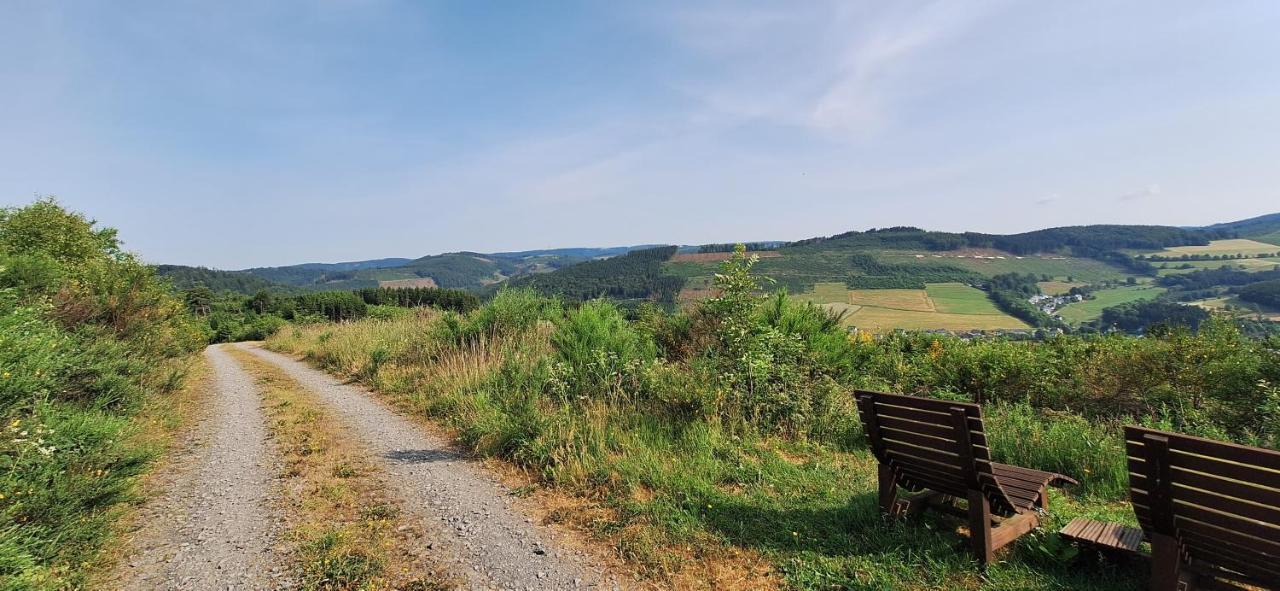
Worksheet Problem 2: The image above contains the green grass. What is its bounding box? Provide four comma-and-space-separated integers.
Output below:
266, 317, 1145, 590
926, 283, 1005, 314
1254, 230, 1280, 246
880, 252, 1127, 283
1056, 286, 1167, 324
1154, 257, 1280, 276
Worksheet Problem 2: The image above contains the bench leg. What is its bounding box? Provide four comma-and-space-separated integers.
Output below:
878, 464, 899, 515
968, 489, 994, 565
1149, 532, 1181, 591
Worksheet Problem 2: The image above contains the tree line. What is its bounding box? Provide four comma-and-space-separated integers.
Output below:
508, 246, 685, 303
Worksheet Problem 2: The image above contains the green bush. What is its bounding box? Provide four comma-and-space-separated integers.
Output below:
0, 198, 203, 588
550, 299, 656, 401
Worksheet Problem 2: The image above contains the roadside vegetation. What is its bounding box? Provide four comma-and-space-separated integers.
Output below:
0, 199, 205, 589
267, 246, 1280, 590
183, 284, 478, 344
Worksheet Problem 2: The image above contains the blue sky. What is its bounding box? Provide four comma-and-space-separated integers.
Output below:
2, 1, 1279, 268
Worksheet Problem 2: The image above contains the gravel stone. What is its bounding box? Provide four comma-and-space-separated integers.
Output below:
113, 345, 287, 590
244, 345, 610, 590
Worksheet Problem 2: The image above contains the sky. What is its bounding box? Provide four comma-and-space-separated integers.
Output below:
2, 1, 1279, 269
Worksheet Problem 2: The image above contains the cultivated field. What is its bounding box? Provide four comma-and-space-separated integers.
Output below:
797, 282, 1028, 332
1038, 280, 1087, 295
1158, 238, 1280, 257
1056, 285, 1167, 324
1154, 257, 1280, 276
849, 288, 935, 311
1189, 296, 1280, 321
879, 251, 1128, 283
927, 282, 1007, 314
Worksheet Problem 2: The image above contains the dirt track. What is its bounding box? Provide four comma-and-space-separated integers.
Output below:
242, 344, 617, 590
113, 344, 288, 590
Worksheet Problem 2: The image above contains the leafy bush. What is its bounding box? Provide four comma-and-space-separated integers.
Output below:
549, 299, 656, 400
0, 198, 203, 588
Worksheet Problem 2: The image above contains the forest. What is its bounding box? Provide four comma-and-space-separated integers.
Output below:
1240, 279, 1280, 308
507, 245, 685, 302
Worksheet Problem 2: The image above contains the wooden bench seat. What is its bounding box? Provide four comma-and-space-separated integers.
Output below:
1060, 517, 1145, 556
855, 390, 1077, 565
1063, 426, 1280, 590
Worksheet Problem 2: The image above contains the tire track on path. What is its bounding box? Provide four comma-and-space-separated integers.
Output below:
113, 344, 288, 590
242, 344, 619, 591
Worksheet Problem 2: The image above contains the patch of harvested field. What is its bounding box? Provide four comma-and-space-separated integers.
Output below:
1038, 281, 1087, 295
379, 277, 438, 288
845, 307, 1029, 331
1160, 239, 1280, 257
849, 289, 934, 311
670, 251, 781, 263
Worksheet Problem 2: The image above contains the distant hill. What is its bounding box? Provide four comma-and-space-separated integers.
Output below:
507, 246, 683, 303
241, 258, 412, 286
155, 265, 288, 294
159, 213, 1280, 305
233, 245, 664, 292
1198, 213, 1280, 246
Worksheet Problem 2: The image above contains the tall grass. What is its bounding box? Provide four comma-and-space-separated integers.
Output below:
264, 303, 1165, 588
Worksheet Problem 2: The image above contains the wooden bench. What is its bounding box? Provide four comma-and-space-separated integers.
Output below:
1059, 517, 1145, 557
1066, 426, 1280, 590
855, 390, 1077, 564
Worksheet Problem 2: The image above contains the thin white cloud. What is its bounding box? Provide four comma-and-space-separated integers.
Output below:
1118, 184, 1162, 202
656, 1, 1002, 139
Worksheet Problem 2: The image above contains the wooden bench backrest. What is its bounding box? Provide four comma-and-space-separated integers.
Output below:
856, 390, 1017, 514
1125, 426, 1280, 586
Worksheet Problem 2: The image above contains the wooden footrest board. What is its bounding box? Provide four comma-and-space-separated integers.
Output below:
1060, 518, 1145, 555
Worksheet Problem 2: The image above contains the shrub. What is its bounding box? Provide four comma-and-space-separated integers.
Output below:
0, 198, 203, 588
549, 299, 656, 400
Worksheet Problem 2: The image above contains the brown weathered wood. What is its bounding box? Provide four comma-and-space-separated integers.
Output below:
1149, 532, 1181, 591
968, 489, 994, 564
878, 463, 899, 514
991, 511, 1040, 551
856, 390, 1075, 566
1122, 425, 1280, 590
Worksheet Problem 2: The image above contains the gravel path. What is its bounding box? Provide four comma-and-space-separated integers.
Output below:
114, 344, 288, 590
243, 344, 617, 591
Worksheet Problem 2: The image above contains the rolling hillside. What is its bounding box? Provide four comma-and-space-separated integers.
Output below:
1198, 212, 1280, 245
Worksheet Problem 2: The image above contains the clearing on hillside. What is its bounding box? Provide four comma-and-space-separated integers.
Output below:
378, 277, 438, 288
796, 282, 1027, 332
1038, 280, 1087, 295
1056, 285, 1167, 324
879, 251, 1127, 283
1189, 296, 1280, 321
1154, 257, 1280, 275
1158, 238, 1280, 257
670, 251, 781, 263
